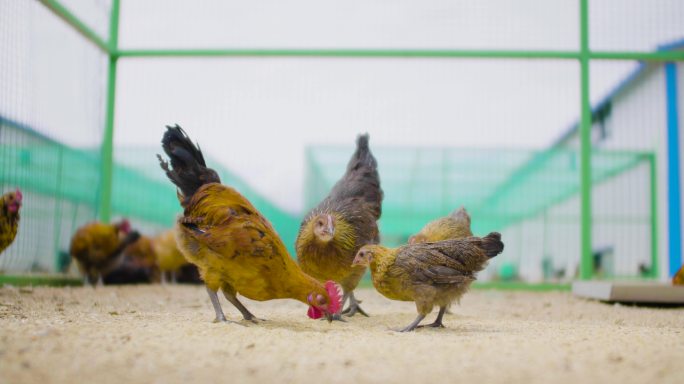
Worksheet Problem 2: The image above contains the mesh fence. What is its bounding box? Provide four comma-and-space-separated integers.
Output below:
0, 0, 682, 282
305, 146, 654, 282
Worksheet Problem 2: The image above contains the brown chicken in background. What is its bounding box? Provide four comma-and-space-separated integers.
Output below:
153, 227, 189, 283
70, 219, 141, 286
158, 125, 341, 323
123, 235, 157, 269
119, 235, 160, 282
673, 265, 684, 285
296, 134, 383, 318
0, 189, 22, 255
352, 232, 503, 332
409, 206, 472, 244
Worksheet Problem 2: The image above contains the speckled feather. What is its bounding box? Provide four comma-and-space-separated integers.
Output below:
366, 233, 504, 315
411, 207, 473, 243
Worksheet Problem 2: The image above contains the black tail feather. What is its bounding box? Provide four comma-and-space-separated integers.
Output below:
158, 125, 220, 201
349, 133, 376, 171
481, 232, 504, 258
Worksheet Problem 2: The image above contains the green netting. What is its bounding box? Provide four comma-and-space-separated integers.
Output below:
0, 117, 298, 272
306, 145, 652, 244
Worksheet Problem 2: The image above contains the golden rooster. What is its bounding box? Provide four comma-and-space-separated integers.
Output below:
297, 134, 383, 318
158, 125, 341, 323
70, 219, 141, 286
0, 189, 22, 255
352, 233, 503, 332
153, 227, 189, 283
409, 206, 473, 244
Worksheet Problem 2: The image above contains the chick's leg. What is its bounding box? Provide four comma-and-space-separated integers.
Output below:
222, 290, 264, 323
417, 306, 447, 328
396, 314, 426, 332
341, 291, 369, 317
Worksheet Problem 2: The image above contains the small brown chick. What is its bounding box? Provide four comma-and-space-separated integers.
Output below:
0, 189, 22, 255
409, 206, 472, 244
353, 233, 504, 332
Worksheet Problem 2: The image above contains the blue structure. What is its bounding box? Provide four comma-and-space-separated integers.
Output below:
665, 62, 681, 277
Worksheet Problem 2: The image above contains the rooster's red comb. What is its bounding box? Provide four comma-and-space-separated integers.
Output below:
325, 281, 342, 314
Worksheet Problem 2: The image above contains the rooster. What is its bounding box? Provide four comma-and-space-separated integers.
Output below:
296, 134, 383, 318
153, 228, 189, 284
352, 233, 503, 332
0, 189, 22, 255
409, 207, 472, 244
158, 125, 341, 323
70, 219, 141, 286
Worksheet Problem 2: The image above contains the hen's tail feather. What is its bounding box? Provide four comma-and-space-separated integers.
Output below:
480, 232, 504, 258
158, 125, 220, 201
350, 133, 376, 171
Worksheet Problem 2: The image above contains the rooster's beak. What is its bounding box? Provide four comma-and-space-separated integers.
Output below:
325, 311, 333, 323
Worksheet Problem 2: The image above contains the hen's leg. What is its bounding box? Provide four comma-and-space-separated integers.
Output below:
341, 291, 369, 317
222, 290, 263, 323
417, 306, 446, 328
206, 286, 234, 323
396, 314, 426, 332
96, 274, 104, 287
161, 271, 168, 285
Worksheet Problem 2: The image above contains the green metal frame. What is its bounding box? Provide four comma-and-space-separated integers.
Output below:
37, 0, 684, 280
99, 0, 120, 222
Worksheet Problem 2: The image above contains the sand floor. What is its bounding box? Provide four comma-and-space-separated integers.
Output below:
0, 285, 682, 384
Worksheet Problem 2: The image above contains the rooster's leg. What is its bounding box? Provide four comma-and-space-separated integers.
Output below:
206, 286, 232, 323
171, 270, 178, 284
96, 274, 104, 287
396, 314, 426, 332
161, 272, 167, 285
222, 291, 263, 323
341, 291, 369, 317
417, 306, 446, 328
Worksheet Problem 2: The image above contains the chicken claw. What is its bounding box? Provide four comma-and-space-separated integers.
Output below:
341, 291, 368, 317
416, 306, 447, 329
395, 314, 426, 332
222, 290, 266, 323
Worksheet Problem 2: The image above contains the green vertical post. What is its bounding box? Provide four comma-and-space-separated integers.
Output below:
98, 0, 120, 222
579, 0, 593, 280
649, 154, 659, 279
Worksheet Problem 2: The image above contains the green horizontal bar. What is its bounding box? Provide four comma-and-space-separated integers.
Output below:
117, 49, 581, 59
0, 274, 82, 287
38, 0, 110, 53
472, 281, 571, 291
116, 48, 684, 61
591, 51, 684, 61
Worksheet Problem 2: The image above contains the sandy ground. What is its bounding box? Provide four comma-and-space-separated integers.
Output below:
0, 285, 682, 384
